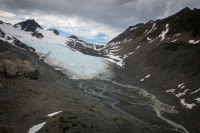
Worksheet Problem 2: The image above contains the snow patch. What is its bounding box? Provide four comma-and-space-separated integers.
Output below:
149, 37, 157, 43
129, 27, 137, 31
146, 23, 156, 34
178, 83, 185, 89
195, 98, 200, 103
28, 122, 46, 133
166, 89, 176, 93
140, 79, 144, 81
54, 68, 62, 71
159, 24, 169, 41
147, 37, 152, 41
128, 52, 134, 55
180, 99, 196, 109
145, 74, 151, 78
189, 40, 200, 44
143, 30, 148, 34
175, 89, 189, 98
190, 88, 200, 94
135, 46, 140, 49
171, 39, 177, 42
174, 33, 181, 36
47, 111, 63, 117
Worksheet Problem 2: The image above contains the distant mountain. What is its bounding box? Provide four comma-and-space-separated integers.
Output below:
14, 19, 44, 39
12, 19, 101, 53
14, 19, 43, 32
48, 29, 60, 35
66, 35, 103, 56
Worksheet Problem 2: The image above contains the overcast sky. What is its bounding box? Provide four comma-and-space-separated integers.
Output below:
0, 0, 200, 45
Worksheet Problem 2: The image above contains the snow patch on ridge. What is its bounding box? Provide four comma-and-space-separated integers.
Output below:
190, 88, 200, 94
129, 27, 137, 31
147, 23, 156, 34
159, 24, 169, 41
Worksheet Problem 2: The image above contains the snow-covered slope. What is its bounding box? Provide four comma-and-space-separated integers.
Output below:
0, 22, 114, 80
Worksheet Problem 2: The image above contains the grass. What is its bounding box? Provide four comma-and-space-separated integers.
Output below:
59, 113, 89, 132
164, 42, 185, 51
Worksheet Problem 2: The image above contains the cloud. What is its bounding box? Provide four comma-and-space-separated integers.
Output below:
0, 0, 200, 44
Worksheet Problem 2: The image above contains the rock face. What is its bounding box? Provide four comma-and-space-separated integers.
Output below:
0, 28, 5, 38
13, 38, 35, 52
14, 19, 44, 39
1, 58, 38, 79
14, 19, 43, 32
0, 40, 38, 79
31, 31, 44, 39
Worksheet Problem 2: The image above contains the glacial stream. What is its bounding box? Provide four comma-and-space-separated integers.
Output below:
78, 80, 189, 133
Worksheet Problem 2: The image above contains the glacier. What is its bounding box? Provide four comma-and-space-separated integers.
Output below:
0, 23, 114, 80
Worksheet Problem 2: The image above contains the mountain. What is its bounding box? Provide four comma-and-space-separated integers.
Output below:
101, 7, 200, 63
14, 19, 44, 39
14, 19, 43, 32
66, 35, 103, 56
100, 7, 200, 132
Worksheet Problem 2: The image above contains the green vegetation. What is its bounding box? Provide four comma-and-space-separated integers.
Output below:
164, 42, 185, 51
59, 113, 91, 133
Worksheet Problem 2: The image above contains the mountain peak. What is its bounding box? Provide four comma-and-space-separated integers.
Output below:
14, 19, 43, 32
182, 7, 191, 11
175, 7, 192, 16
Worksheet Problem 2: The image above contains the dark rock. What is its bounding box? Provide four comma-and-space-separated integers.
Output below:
48, 29, 59, 35
0, 29, 5, 38
31, 31, 43, 39
69, 35, 78, 40
13, 38, 35, 52
14, 19, 43, 32
6, 37, 12, 40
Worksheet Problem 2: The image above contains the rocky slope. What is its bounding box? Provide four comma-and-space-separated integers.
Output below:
100, 7, 200, 132
0, 40, 176, 133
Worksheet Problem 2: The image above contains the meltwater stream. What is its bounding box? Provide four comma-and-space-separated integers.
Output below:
78, 80, 189, 133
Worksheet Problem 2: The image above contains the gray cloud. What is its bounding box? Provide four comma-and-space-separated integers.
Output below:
0, 0, 200, 43
0, 0, 199, 28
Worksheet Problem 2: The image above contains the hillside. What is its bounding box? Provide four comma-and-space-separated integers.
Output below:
100, 7, 200, 132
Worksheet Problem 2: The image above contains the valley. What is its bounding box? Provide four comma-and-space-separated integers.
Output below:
0, 7, 200, 133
